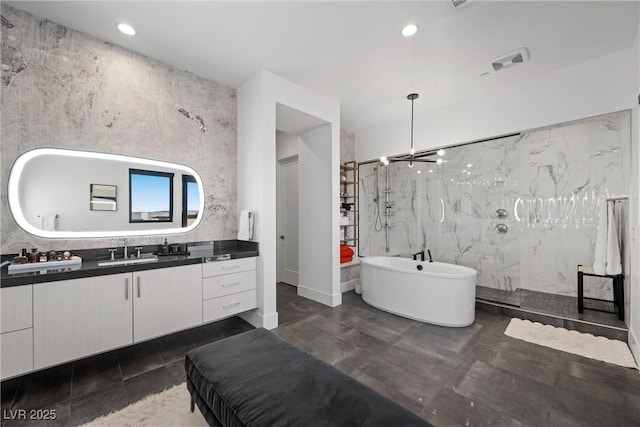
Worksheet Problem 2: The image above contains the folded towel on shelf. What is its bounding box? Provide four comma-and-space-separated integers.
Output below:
606, 201, 622, 275
593, 199, 607, 275
340, 245, 354, 257
340, 215, 350, 226
238, 210, 254, 241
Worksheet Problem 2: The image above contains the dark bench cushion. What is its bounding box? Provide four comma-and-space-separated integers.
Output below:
185, 328, 432, 427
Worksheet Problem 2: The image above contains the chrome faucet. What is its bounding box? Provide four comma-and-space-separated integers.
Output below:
122, 238, 129, 259
412, 250, 425, 262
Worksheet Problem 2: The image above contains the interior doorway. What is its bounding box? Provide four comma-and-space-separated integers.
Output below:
277, 155, 299, 286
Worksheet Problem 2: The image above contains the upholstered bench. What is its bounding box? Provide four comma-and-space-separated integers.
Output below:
185, 328, 432, 427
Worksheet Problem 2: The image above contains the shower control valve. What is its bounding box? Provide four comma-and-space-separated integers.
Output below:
495, 223, 509, 234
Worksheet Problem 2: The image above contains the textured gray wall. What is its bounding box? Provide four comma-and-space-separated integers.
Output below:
340, 129, 355, 164
1, 5, 237, 253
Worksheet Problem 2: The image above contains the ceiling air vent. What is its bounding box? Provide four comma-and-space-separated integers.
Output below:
451, 0, 473, 9
491, 47, 529, 71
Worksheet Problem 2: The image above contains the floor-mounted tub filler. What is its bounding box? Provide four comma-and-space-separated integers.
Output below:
360, 256, 477, 327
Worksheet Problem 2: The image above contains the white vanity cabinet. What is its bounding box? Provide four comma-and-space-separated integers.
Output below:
1, 286, 34, 379
4, 256, 256, 377
202, 258, 257, 322
33, 273, 133, 370
133, 264, 202, 342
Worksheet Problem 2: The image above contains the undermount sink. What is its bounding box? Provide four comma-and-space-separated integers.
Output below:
98, 255, 159, 267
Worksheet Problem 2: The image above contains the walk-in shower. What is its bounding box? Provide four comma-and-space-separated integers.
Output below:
358, 110, 631, 331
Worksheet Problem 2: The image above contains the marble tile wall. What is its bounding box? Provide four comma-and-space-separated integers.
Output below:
359, 111, 631, 300
1, 5, 237, 253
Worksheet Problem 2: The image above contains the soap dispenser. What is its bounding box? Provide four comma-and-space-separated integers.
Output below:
161, 238, 169, 254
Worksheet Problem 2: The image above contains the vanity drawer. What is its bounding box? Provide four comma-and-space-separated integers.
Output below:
203, 270, 256, 300
202, 257, 256, 278
1, 329, 33, 379
1, 286, 33, 333
203, 290, 257, 322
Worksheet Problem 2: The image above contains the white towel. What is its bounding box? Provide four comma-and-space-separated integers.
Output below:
40, 213, 57, 231
605, 201, 622, 275
593, 199, 607, 275
238, 210, 254, 241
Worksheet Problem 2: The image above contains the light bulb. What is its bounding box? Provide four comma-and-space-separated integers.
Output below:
410, 148, 416, 155
437, 149, 445, 157
408, 161, 414, 168
436, 158, 443, 165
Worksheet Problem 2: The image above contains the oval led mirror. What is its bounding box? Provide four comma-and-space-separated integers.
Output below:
7, 148, 204, 238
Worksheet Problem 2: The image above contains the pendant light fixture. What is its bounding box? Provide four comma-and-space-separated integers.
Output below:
377, 95, 447, 167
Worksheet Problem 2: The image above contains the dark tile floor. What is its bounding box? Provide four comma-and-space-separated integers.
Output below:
2, 285, 639, 427
276, 283, 640, 427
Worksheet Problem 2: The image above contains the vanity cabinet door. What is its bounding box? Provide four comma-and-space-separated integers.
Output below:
132, 264, 202, 342
33, 273, 133, 370
1, 285, 34, 379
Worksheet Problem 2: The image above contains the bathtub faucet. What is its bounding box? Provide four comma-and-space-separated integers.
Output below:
412, 250, 425, 262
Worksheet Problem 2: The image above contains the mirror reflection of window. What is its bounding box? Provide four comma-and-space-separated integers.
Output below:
129, 169, 174, 223
182, 175, 200, 227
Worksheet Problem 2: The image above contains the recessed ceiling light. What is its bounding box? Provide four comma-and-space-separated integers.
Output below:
116, 22, 136, 36
401, 24, 418, 37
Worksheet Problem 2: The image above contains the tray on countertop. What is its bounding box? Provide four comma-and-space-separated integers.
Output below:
8, 256, 82, 273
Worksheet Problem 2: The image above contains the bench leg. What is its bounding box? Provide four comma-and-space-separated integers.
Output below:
191, 397, 195, 413
577, 270, 584, 313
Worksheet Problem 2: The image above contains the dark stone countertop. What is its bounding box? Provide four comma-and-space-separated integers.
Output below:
1, 240, 258, 288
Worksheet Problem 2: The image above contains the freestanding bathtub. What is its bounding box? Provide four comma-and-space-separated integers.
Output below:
360, 256, 477, 327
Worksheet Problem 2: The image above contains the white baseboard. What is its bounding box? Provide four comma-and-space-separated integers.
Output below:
239, 309, 279, 330
297, 285, 341, 307
629, 327, 640, 370
340, 279, 359, 293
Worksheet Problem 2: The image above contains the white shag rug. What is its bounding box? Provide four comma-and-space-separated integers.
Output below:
81, 383, 208, 427
505, 318, 637, 369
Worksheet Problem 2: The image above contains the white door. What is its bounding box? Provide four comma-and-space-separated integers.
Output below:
133, 264, 202, 342
278, 158, 299, 286
33, 273, 133, 370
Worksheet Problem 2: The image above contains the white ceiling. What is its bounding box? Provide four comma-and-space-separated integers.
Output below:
6, 1, 639, 134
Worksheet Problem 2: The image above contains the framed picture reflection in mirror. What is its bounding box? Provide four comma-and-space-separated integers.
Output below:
90, 184, 117, 211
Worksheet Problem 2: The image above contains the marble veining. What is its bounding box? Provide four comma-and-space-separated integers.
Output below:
359, 111, 630, 302
1, 5, 237, 253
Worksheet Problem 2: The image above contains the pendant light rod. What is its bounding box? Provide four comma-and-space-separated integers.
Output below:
407, 93, 418, 168
407, 93, 418, 154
